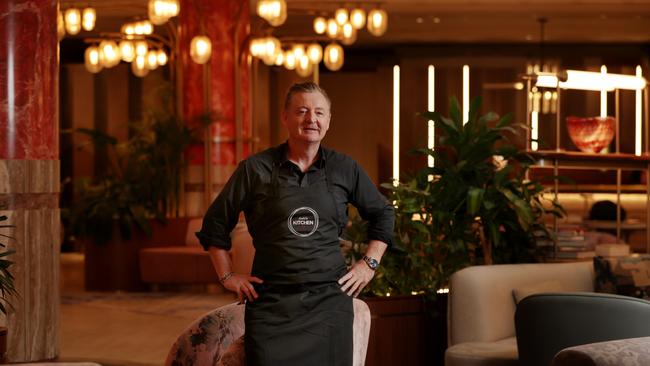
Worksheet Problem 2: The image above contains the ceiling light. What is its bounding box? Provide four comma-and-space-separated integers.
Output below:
367, 8, 388, 36
131, 55, 150, 77
326, 18, 339, 38
157, 49, 168, 66
81, 8, 96, 31
296, 54, 313, 77
146, 50, 159, 70
335, 8, 349, 25
84, 46, 103, 73
350, 8, 366, 29
314, 17, 327, 34
119, 40, 135, 62
284, 51, 297, 70
99, 40, 121, 68
64, 8, 81, 35
341, 23, 357, 46
307, 43, 323, 64
324, 42, 344, 71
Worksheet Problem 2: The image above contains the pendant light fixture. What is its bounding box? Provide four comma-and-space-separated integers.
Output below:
324, 42, 344, 71
64, 8, 81, 35
81, 8, 96, 31
367, 8, 388, 36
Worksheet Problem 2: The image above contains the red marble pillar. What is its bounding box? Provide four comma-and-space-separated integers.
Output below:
0, 0, 60, 362
178, 0, 251, 216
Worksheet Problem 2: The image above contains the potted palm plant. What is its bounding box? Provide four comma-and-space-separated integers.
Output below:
344, 96, 563, 366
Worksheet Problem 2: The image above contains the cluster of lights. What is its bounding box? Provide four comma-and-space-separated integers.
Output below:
121, 20, 154, 36
313, 6, 388, 45
58, 7, 96, 40
148, 0, 180, 25
256, 0, 287, 27
84, 39, 168, 78
250, 37, 344, 76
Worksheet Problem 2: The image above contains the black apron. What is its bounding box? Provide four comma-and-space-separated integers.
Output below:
244, 160, 353, 366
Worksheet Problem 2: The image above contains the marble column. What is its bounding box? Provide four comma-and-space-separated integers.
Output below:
0, 0, 60, 362
178, 0, 251, 217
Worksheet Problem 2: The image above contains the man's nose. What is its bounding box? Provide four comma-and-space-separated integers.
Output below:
304, 112, 317, 122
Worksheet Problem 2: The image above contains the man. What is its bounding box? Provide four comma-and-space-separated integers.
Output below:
196, 82, 394, 365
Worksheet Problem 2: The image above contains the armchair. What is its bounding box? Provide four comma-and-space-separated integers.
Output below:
515, 292, 650, 366
166, 298, 371, 366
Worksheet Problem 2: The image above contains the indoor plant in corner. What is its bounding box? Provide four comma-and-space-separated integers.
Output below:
65, 113, 197, 291
344, 96, 563, 366
0, 212, 17, 362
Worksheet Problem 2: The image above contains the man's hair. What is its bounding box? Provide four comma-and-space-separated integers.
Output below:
283, 82, 331, 111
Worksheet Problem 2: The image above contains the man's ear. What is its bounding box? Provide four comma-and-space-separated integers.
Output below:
281, 110, 287, 127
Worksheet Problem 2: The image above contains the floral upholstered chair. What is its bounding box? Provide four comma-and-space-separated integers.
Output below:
166, 298, 371, 366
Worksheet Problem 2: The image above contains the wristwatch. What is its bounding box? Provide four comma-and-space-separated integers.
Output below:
362, 255, 379, 270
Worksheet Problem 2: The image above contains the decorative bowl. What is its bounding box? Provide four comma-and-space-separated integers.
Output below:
566, 116, 615, 153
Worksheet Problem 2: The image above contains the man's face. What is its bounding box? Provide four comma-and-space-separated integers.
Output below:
282, 91, 331, 144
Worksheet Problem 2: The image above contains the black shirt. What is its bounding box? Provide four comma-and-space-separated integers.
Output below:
196, 142, 395, 250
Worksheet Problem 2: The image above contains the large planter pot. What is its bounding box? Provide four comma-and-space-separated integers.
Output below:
83, 217, 191, 291
363, 293, 448, 366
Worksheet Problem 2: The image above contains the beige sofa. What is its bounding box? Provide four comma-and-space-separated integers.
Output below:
445, 262, 595, 366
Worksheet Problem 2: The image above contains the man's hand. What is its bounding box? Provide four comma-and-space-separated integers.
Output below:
338, 261, 375, 297
222, 274, 263, 304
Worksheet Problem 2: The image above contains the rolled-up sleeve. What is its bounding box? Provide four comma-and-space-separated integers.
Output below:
195, 160, 251, 251
349, 161, 395, 247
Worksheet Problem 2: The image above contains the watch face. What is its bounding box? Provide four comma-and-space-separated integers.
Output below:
364, 255, 378, 270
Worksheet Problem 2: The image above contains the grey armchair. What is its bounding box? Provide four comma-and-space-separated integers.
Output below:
515, 292, 650, 366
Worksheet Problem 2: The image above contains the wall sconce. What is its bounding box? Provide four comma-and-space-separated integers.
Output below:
190, 35, 212, 64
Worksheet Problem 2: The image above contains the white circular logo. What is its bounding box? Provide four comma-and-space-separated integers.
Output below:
287, 207, 319, 237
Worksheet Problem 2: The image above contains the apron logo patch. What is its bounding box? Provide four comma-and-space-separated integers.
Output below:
287, 207, 319, 237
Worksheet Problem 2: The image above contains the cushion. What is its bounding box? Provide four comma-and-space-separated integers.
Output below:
445, 337, 519, 366
551, 336, 650, 366
512, 280, 565, 304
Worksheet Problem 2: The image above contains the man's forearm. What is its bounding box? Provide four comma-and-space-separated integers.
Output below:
365, 240, 388, 263
208, 247, 233, 279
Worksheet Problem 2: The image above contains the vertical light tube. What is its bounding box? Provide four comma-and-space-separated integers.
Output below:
531, 111, 539, 151
393, 65, 400, 185
636, 65, 643, 156
600, 65, 608, 118
428, 65, 435, 171
462, 65, 469, 124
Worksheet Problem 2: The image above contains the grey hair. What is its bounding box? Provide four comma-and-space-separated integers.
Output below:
283, 82, 332, 111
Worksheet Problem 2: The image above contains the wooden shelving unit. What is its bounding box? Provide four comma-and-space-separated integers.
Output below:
523, 71, 650, 253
